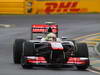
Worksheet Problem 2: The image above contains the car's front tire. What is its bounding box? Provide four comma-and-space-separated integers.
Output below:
13, 39, 26, 64
75, 43, 90, 70
21, 41, 34, 69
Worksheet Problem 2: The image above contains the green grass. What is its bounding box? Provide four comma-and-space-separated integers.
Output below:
91, 40, 100, 42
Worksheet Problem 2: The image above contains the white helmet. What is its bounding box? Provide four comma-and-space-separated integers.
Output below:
46, 33, 56, 41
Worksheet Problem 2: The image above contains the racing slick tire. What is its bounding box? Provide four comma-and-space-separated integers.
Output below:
21, 41, 34, 69
13, 39, 26, 64
75, 43, 90, 70
22, 41, 34, 56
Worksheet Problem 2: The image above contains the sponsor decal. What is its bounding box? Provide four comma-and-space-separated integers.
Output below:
67, 57, 89, 64
32, 24, 58, 33
27, 57, 47, 63
45, 2, 87, 14
50, 42, 64, 50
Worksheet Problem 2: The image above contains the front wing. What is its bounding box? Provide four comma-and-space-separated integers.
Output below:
23, 56, 89, 66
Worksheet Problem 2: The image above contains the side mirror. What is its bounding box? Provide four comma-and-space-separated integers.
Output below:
61, 36, 68, 40
36, 36, 42, 39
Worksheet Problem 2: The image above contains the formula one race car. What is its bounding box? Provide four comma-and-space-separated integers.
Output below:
13, 22, 90, 70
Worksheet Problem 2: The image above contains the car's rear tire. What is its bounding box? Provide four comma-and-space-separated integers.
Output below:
13, 39, 25, 64
21, 42, 34, 69
75, 43, 90, 70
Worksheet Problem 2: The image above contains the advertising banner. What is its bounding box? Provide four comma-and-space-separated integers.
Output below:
0, 0, 25, 14
0, 0, 100, 14
31, 0, 100, 14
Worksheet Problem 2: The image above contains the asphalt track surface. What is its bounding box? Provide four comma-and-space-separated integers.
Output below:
0, 14, 100, 75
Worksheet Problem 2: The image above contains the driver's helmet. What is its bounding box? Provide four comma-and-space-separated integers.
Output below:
45, 33, 56, 41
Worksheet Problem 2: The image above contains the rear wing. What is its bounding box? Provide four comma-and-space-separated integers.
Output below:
31, 24, 58, 39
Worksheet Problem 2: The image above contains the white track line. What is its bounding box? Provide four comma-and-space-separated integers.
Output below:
88, 69, 100, 74
0, 24, 15, 28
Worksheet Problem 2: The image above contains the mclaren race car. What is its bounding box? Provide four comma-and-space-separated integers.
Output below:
13, 22, 90, 70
